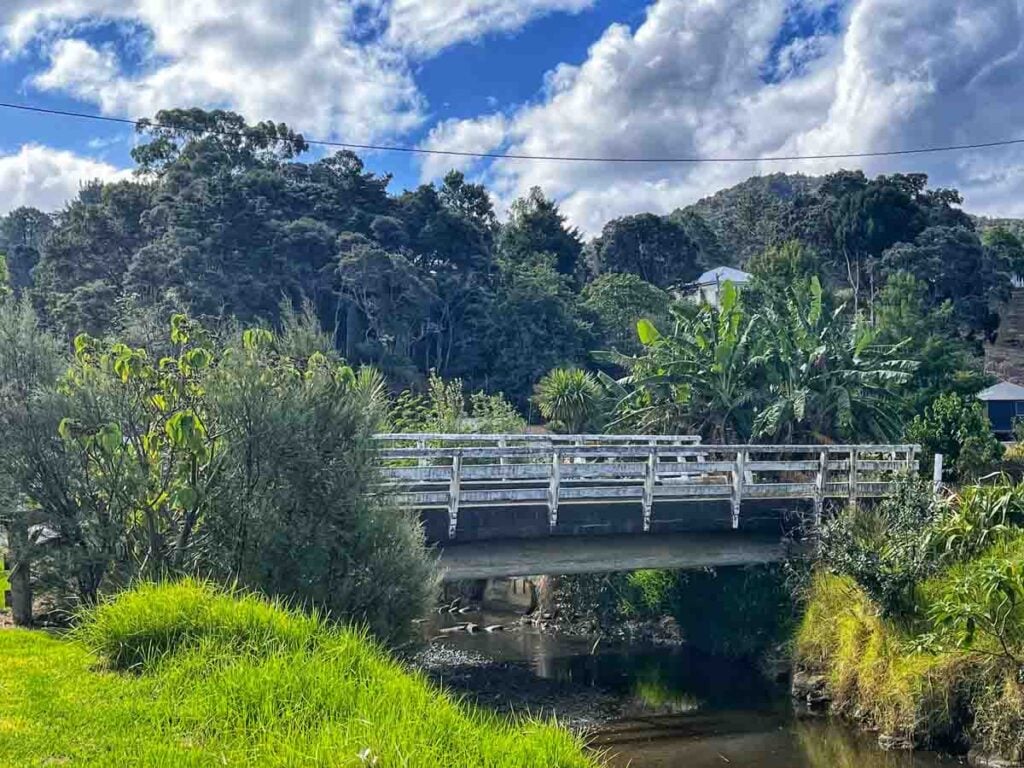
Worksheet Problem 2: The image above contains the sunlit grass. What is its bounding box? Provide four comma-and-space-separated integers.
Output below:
0, 580, 599, 767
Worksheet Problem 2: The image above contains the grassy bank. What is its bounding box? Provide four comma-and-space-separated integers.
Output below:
0, 580, 598, 767
796, 555, 1024, 761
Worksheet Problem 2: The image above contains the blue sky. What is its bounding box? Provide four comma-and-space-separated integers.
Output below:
1, 0, 1023, 233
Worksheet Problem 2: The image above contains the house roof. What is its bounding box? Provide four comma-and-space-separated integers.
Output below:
977, 381, 1024, 401
694, 266, 752, 286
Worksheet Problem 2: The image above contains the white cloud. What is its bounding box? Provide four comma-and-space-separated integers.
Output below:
0, 144, 128, 214
418, 113, 509, 181
419, 0, 1024, 233
381, 0, 595, 57
4, 1, 425, 143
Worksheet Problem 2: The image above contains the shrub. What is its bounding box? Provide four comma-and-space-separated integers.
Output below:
534, 367, 605, 433
907, 393, 1004, 482
2, 309, 436, 642
821, 477, 940, 618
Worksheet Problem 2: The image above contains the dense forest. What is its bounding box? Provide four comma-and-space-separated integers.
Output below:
2, 108, 1023, 428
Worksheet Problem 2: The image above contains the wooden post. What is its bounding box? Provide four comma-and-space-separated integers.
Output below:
642, 447, 657, 532
498, 436, 508, 466
548, 450, 561, 531
907, 445, 917, 477
447, 453, 462, 540
731, 449, 746, 529
417, 438, 428, 468
848, 449, 858, 507
933, 453, 943, 496
814, 449, 828, 532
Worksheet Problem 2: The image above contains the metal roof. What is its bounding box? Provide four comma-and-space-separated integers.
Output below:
977, 381, 1024, 401
694, 266, 752, 286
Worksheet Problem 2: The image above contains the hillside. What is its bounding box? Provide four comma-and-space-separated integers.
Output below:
987, 288, 1024, 384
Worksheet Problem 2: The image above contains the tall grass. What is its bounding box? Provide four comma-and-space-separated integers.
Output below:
797, 565, 1024, 758
0, 580, 599, 767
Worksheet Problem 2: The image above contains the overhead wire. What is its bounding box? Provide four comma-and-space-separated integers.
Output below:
3, 100, 1024, 164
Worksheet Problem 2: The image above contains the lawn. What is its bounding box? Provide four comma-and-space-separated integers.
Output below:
0, 580, 599, 767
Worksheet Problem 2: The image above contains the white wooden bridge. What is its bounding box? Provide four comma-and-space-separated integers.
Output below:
373, 434, 922, 580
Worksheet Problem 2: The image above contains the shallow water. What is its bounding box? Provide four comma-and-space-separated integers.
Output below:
428, 609, 966, 768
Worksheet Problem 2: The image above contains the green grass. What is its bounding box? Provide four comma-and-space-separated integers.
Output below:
0, 580, 600, 767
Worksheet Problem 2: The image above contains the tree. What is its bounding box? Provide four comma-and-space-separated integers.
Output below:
0, 297, 66, 624
131, 107, 309, 175
534, 368, 604, 433
580, 273, 671, 355
201, 319, 435, 644
0, 207, 52, 292
882, 226, 1008, 340
589, 213, 702, 289
477, 255, 588, 408
873, 271, 989, 414
498, 187, 582, 277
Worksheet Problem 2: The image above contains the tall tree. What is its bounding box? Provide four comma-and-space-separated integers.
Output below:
498, 187, 582, 277
589, 213, 702, 289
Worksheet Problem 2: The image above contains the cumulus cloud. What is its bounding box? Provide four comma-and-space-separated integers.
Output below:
0, 144, 128, 214
418, 0, 1024, 233
4, 1, 425, 142
418, 113, 509, 181
381, 0, 595, 57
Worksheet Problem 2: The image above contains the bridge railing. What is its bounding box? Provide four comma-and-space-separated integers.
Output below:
372, 435, 921, 540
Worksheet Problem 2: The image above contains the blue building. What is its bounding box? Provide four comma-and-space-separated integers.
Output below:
977, 381, 1024, 439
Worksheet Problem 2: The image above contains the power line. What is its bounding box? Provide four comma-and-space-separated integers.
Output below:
3, 100, 1024, 164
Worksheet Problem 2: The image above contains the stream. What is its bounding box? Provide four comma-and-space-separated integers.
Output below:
420, 608, 967, 768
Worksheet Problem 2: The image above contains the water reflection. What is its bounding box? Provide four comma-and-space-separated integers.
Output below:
429, 609, 965, 767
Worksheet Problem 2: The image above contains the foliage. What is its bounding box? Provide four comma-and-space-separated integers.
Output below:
907, 393, 1004, 482
928, 481, 1024, 563
498, 186, 583, 278
588, 213, 702, 289
795, 572, 970, 748
612, 281, 758, 439
928, 543, 1024, 668
0, 580, 597, 767
753, 276, 916, 442
534, 367, 604, 433
389, 372, 524, 435
873, 272, 990, 413
580, 272, 671, 356
611, 276, 915, 442
820, 477, 941, 618
0, 305, 434, 641
199, 320, 435, 644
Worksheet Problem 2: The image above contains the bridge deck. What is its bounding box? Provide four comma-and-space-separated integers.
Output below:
374, 435, 921, 546
436, 532, 789, 581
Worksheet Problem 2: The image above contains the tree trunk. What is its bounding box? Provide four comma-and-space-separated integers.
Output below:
9, 560, 31, 626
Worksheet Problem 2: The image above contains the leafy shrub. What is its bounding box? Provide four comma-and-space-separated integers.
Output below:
821, 477, 940, 618
2, 308, 435, 642
907, 393, 1004, 482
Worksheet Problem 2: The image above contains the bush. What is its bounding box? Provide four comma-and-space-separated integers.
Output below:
2, 309, 435, 642
821, 477, 940, 618
907, 393, 1004, 482
199, 319, 437, 645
